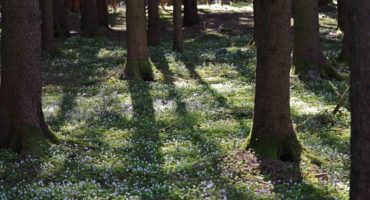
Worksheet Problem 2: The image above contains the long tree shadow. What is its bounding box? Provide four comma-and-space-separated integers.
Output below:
123, 81, 168, 199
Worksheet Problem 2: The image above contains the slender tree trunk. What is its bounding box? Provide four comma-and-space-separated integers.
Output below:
293, 0, 322, 79
53, 0, 69, 37
173, 0, 183, 52
97, 0, 109, 28
0, 0, 56, 152
41, 0, 56, 54
148, 0, 160, 46
123, 0, 154, 81
184, 0, 199, 27
338, 0, 349, 62
81, 0, 99, 37
349, 0, 370, 197
247, 0, 301, 161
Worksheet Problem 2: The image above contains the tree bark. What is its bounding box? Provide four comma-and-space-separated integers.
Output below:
349, 0, 370, 197
247, 0, 301, 161
0, 0, 56, 152
123, 0, 154, 81
184, 0, 199, 27
173, 0, 183, 52
81, 0, 99, 37
148, 0, 160, 46
97, 0, 109, 28
41, 0, 56, 55
53, 0, 69, 37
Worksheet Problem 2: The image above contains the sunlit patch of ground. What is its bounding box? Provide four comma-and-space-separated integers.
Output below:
0, 4, 349, 200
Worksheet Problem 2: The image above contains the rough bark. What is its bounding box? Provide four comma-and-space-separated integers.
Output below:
123, 0, 154, 81
173, 0, 183, 52
349, 0, 370, 197
97, 0, 109, 28
0, 0, 56, 152
247, 0, 301, 161
148, 0, 160, 46
81, 0, 99, 37
41, 0, 56, 55
53, 0, 69, 37
184, 0, 199, 27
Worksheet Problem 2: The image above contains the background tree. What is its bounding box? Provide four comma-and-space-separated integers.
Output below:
337, 0, 349, 62
246, 0, 301, 161
349, 0, 370, 197
173, 0, 183, 52
148, 0, 161, 46
292, 0, 339, 80
184, 0, 199, 27
41, 0, 56, 54
53, 0, 69, 36
0, 0, 56, 152
123, 0, 154, 81
97, 0, 109, 28
81, 0, 99, 37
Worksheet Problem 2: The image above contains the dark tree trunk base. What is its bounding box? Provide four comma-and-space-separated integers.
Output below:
122, 59, 154, 81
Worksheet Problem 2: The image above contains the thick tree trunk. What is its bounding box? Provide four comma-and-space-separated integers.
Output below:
247, 0, 301, 161
173, 0, 183, 52
81, 0, 99, 37
184, 0, 199, 27
97, 0, 109, 28
349, 0, 370, 197
0, 0, 56, 152
338, 0, 349, 62
148, 0, 160, 46
53, 0, 69, 37
41, 0, 56, 54
123, 0, 154, 81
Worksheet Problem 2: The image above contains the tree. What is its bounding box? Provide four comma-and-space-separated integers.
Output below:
53, 0, 69, 37
246, 0, 301, 161
123, 0, 154, 81
184, 0, 199, 27
0, 0, 56, 152
81, 0, 99, 37
148, 0, 161, 46
349, 0, 370, 198
292, 0, 335, 79
97, 0, 109, 28
41, 0, 56, 54
173, 0, 183, 52
337, 0, 349, 62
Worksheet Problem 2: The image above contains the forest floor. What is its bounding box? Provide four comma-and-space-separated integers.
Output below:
0, 4, 350, 200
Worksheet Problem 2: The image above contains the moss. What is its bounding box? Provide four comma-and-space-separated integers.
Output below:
246, 131, 302, 162
122, 59, 154, 81
8, 124, 52, 154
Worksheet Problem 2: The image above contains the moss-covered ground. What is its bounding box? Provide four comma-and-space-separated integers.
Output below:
0, 4, 349, 199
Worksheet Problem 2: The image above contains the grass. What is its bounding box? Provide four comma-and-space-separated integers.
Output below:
0, 5, 349, 200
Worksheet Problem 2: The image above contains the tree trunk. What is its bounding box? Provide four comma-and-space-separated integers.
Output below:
0, 0, 56, 152
338, 0, 349, 62
184, 0, 199, 27
293, 0, 322, 79
349, 0, 370, 197
173, 0, 183, 52
53, 0, 69, 37
148, 0, 160, 46
81, 0, 99, 37
97, 0, 109, 28
41, 0, 56, 55
123, 0, 154, 81
246, 0, 301, 161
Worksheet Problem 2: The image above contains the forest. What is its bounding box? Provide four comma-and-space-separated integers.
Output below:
0, 0, 369, 199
